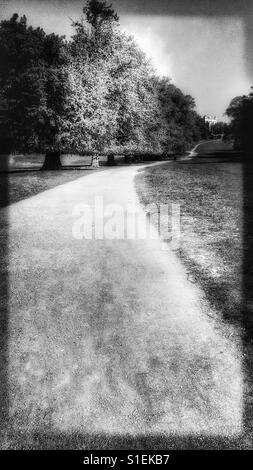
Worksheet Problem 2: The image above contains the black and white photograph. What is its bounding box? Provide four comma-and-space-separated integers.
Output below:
0, 0, 253, 457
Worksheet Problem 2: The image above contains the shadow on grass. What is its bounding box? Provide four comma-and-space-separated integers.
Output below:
137, 152, 253, 445
1, 431, 247, 450
0, 161, 9, 429
0, 165, 97, 175
242, 158, 253, 440
177, 249, 243, 329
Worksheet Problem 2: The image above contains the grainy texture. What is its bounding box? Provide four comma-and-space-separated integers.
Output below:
135, 158, 243, 327
0, 170, 101, 208
0, 164, 243, 449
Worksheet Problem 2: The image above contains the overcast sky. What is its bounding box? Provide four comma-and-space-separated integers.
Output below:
0, 0, 252, 120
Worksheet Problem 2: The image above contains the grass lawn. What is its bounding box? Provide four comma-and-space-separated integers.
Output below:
0, 169, 103, 208
135, 159, 243, 329
0, 152, 127, 208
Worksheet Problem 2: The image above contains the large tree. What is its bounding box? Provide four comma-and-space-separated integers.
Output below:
0, 2, 206, 170
67, 0, 201, 161
66, 0, 163, 162
226, 89, 253, 153
0, 13, 68, 169
62, 1, 120, 158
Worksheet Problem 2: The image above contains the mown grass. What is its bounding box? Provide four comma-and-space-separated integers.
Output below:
0, 153, 128, 208
135, 154, 253, 443
0, 169, 102, 208
135, 159, 243, 329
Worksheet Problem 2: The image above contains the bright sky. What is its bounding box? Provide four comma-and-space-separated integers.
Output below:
0, 0, 251, 120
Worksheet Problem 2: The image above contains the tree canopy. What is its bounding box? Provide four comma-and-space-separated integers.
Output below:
0, 13, 68, 157
0, 0, 206, 164
226, 89, 253, 153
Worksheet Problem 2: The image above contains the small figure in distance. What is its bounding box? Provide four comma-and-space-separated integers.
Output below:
91, 155, 100, 168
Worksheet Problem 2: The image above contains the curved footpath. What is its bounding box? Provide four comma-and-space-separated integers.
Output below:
0, 163, 242, 447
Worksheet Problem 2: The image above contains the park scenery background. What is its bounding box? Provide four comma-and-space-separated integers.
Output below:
1, 0, 253, 170
1, 0, 253, 451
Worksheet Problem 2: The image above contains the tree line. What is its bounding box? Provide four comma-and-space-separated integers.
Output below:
0, 0, 208, 169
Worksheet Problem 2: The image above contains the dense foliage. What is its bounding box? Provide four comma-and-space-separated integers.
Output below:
0, 13, 68, 156
226, 88, 253, 153
0, 0, 207, 166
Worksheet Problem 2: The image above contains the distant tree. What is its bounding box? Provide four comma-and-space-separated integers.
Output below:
211, 121, 225, 136
195, 115, 210, 140
156, 78, 203, 154
226, 88, 253, 153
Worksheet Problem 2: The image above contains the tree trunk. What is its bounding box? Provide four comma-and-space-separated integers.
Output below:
41, 151, 62, 170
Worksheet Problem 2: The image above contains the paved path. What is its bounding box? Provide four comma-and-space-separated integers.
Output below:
1, 164, 242, 445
